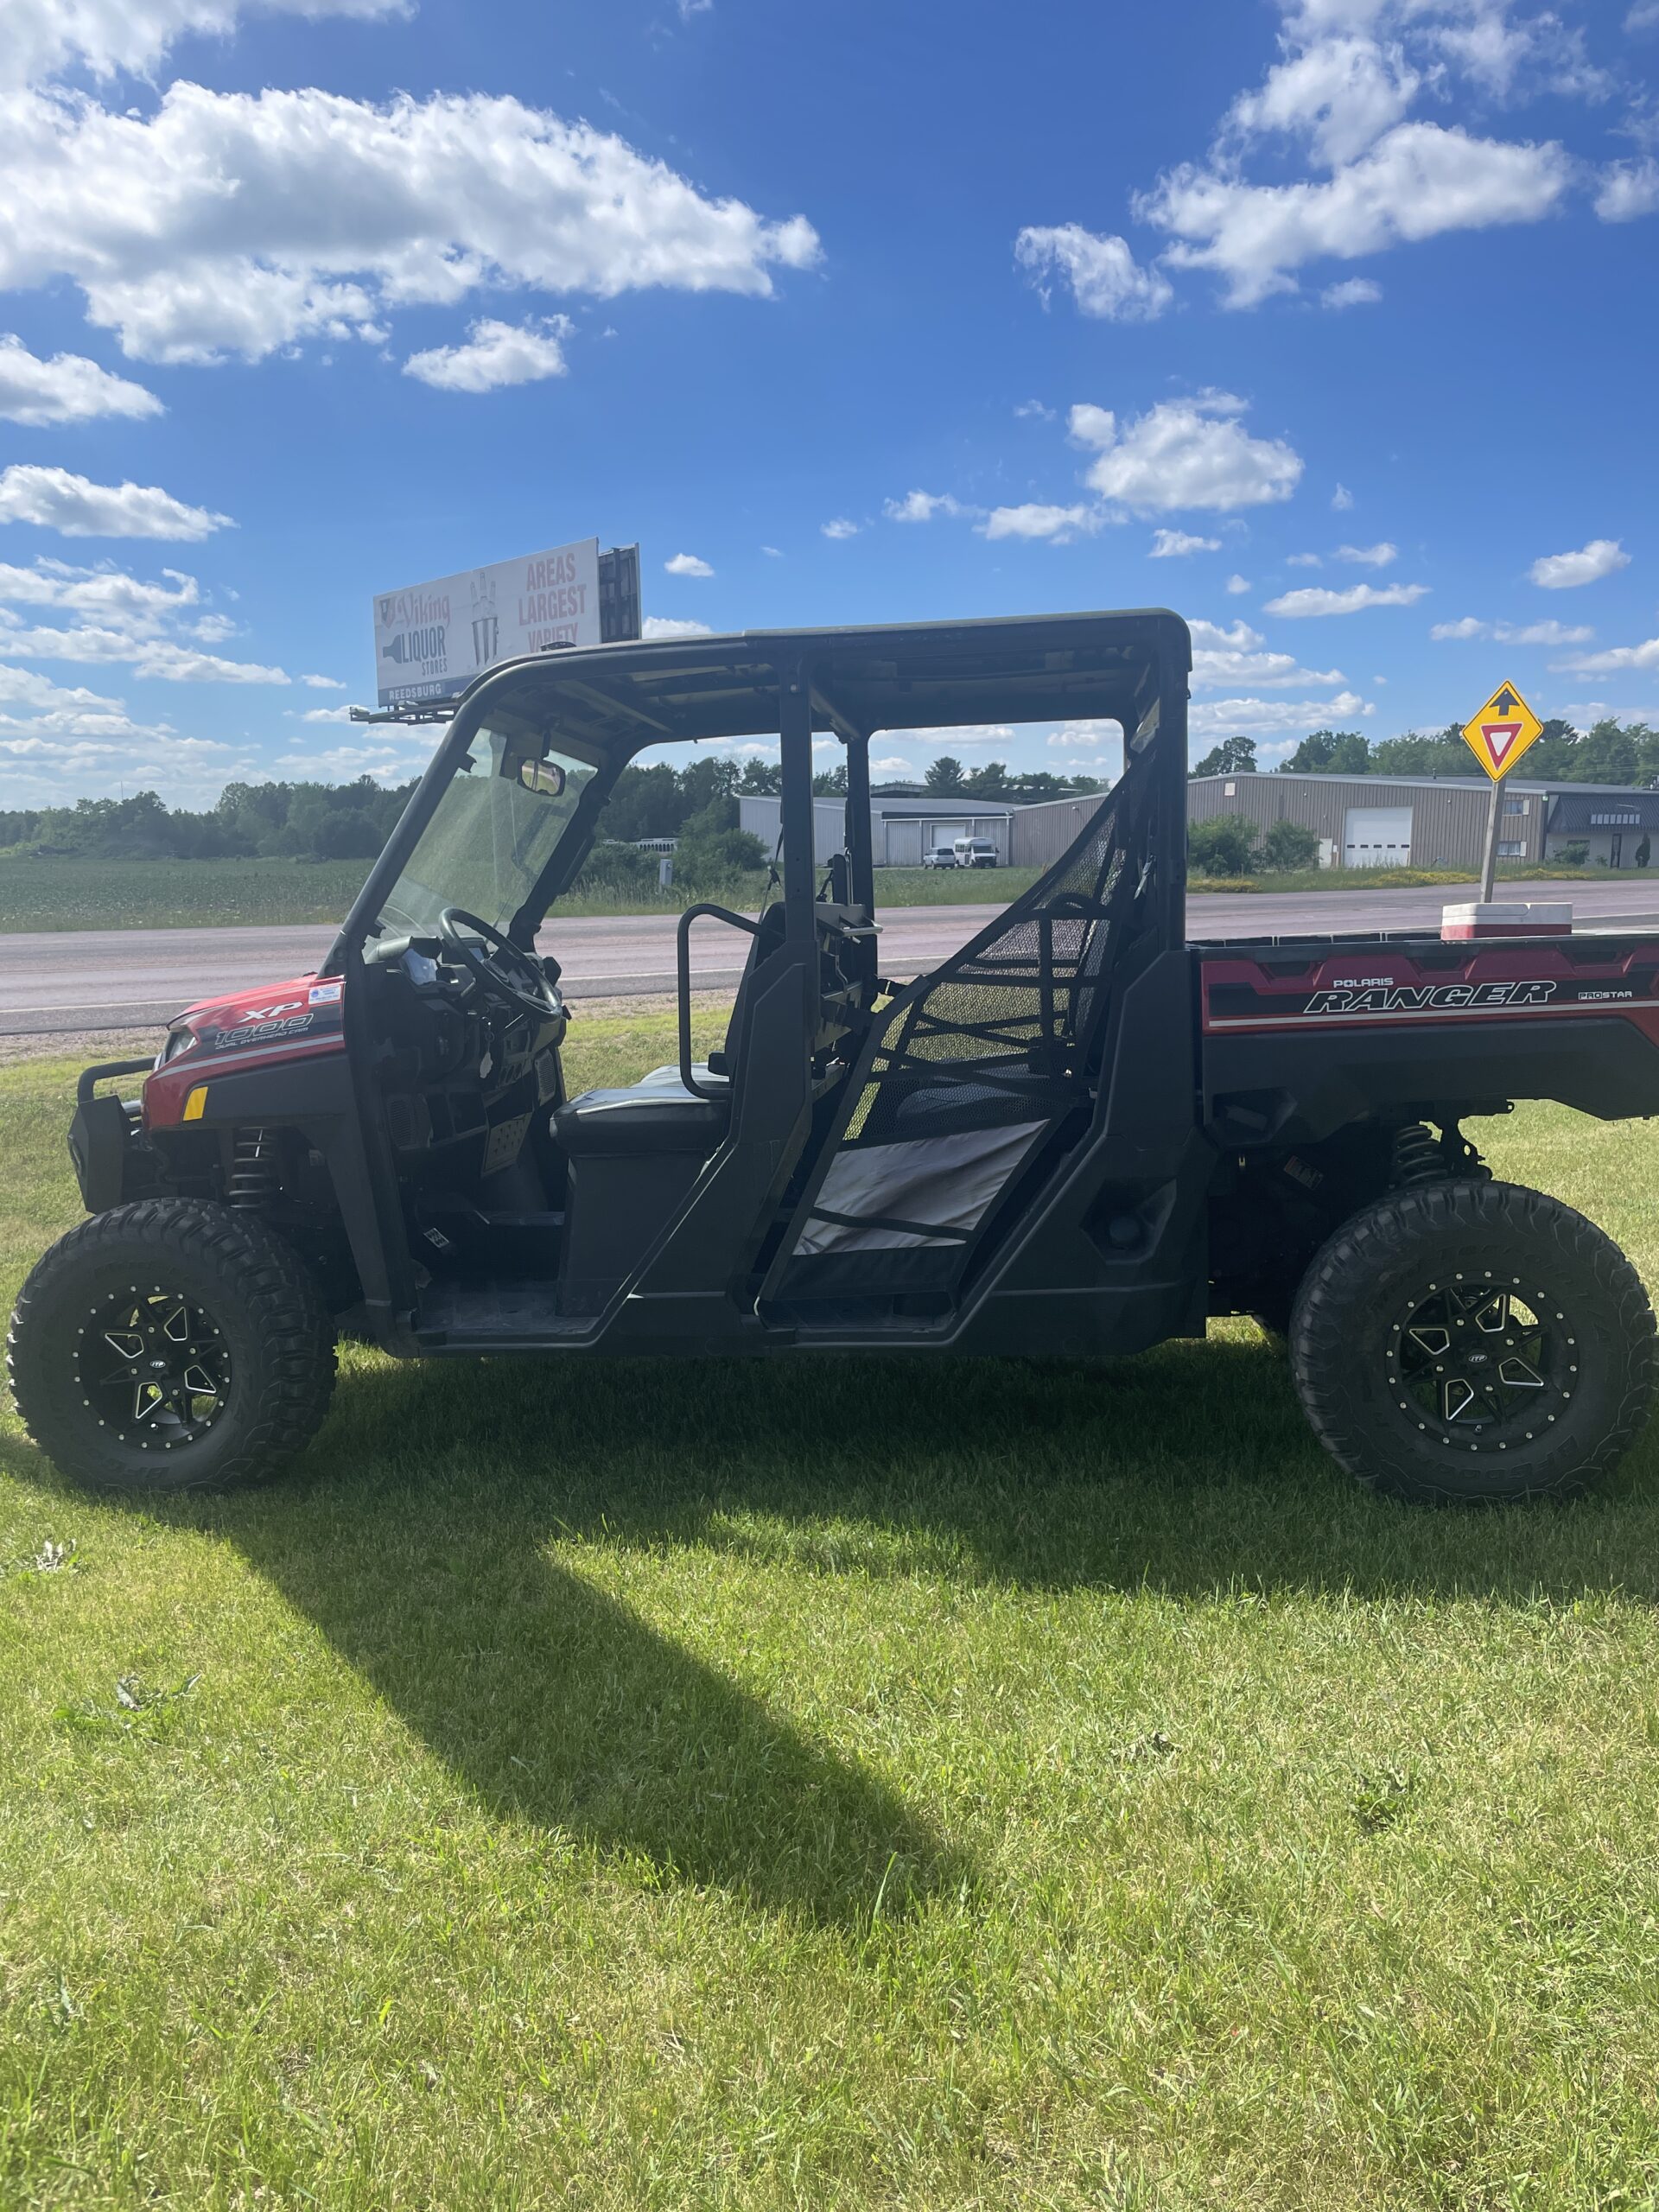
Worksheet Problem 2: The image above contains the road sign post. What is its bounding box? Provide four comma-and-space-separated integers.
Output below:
1460, 681, 1546, 903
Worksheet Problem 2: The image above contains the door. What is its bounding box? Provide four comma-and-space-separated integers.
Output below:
1343, 805, 1412, 867
887, 820, 924, 866
1611, 834, 1624, 868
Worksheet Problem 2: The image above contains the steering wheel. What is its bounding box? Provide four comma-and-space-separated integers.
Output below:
437, 907, 563, 1026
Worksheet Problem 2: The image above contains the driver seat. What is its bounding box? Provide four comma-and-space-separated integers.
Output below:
552, 1063, 730, 1158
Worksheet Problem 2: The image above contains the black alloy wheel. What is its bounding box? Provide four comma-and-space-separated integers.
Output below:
1388, 1278, 1566, 1447
9, 1199, 336, 1494
78, 1287, 233, 1455
1290, 1179, 1655, 1504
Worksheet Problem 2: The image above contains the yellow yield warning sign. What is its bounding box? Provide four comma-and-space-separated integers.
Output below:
1461, 680, 1544, 780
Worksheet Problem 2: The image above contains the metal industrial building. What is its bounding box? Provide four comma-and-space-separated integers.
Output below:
738, 790, 1115, 870
1188, 771, 1659, 871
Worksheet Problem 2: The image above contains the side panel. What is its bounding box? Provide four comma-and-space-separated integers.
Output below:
1201, 935, 1659, 1142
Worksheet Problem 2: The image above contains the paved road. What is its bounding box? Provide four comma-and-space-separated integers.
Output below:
9, 880, 1659, 1037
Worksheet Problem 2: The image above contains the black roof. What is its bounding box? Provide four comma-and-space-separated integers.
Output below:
1547, 791, 1659, 833
446, 607, 1190, 756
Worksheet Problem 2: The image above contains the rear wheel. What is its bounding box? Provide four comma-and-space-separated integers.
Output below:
1290, 1180, 1655, 1504
8, 1199, 336, 1494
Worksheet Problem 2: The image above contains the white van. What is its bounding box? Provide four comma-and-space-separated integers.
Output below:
952, 836, 999, 869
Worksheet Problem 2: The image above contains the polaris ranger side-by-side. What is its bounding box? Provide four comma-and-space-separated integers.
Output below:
10, 610, 1658, 1503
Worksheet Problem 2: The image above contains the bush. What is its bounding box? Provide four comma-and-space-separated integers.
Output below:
1260, 818, 1320, 871
1552, 842, 1590, 868
1188, 816, 1259, 875
573, 841, 663, 895
312, 807, 383, 861
674, 823, 768, 892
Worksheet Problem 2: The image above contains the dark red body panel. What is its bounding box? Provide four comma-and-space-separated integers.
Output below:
1200, 935, 1659, 1053
143, 971, 346, 1130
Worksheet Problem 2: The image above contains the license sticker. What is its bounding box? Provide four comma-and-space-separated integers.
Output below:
308, 982, 343, 1005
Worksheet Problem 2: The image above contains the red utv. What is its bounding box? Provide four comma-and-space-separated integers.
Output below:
10, 610, 1656, 1504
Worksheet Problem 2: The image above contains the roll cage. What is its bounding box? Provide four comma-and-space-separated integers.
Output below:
328, 609, 1194, 1351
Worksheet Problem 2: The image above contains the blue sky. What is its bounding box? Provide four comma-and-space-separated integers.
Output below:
0, 0, 1656, 804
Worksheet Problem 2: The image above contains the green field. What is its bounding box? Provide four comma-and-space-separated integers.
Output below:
6, 1022, 1659, 2207
0, 860, 1046, 935
8, 855, 1657, 937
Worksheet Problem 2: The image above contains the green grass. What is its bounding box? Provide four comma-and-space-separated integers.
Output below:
1188, 862, 1659, 895
7, 1021, 1659, 2206
0, 860, 1043, 936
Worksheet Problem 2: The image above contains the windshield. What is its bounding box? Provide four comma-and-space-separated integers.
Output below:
376, 721, 600, 938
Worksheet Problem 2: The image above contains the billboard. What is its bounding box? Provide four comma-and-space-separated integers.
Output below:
372, 537, 602, 709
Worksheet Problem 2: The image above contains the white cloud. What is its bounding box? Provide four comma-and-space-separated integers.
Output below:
1014, 224, 1173, 322
302, 671, 344, 688
0, 618, 289, 681
1335, 539, 1396, 565
1190, 688, 1373, 734
1529, 538, 1630, 589
0, 551, 302, 700
869, 755, 915, 776
1225, 31, 1420, 167
1189, 615, 1348, 690
0, 84, 819, 365
760, 544, 783, 558
1287, 552, 1324, 568
821, 518, 859, 541
1332, 482, 1354, 510
1150, 528, 1222, 557
1068, 391, 1303, 513
880, 723, 1018, 748
1141, 122, 1571, 308
0, 466, 230, 539
0, 335, 161, 426
1628, 2, 1659, 29
3, 0, 408, 93
1014, 399, 1054, 421
0, 556, 198, 626
664, 552, 715, 578
1553, 636, 1659, 675
1046, 721, 1120, 751
1321, 276, 1382, 307
1596, 158, 1659, 221
276, 738, 442, 781
296, 703, 355, 723
884, 490, 965, 523
404, 315, 571, 392
1263, 580, 1428, 615
1225, 573, 1251, 594
978, 503, 1102, 544
643, 614, 713, 639
1430, 616, 1594, 645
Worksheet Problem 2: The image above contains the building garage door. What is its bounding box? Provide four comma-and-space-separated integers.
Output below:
1344, 805, 1412, 867
886, 820, 924, 866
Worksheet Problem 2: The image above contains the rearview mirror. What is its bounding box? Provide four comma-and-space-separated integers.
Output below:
517, 760, 566, 798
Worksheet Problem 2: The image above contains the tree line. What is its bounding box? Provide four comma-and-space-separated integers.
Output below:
0, 753, 1109, 870
1192, 716, 1659, 786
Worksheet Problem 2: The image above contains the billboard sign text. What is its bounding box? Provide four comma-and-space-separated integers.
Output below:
372, 538, 601, 709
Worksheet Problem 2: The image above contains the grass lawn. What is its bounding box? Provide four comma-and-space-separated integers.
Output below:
6, 1014, 1659, 2207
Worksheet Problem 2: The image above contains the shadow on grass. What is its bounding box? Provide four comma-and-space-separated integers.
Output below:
9, 1329, 1657, 1917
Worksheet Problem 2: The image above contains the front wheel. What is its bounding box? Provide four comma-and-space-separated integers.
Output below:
1290, 1180, 1656, 1504
8, 1199, 336, 1494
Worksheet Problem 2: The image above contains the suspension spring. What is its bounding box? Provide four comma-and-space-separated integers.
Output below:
228, 1126, 280, 1209
1391, 1122, 1443, 1187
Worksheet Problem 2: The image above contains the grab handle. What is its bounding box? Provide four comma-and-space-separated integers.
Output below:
676, 903, 759, 1099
